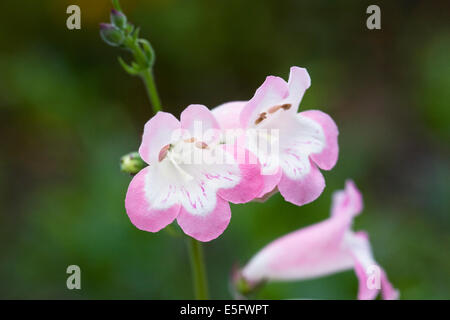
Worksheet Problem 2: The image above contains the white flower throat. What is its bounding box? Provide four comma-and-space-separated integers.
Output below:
158, 138, 210, 182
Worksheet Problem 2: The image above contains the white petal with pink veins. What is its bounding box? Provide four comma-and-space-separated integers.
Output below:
177, 151, 241, 216
277, 114, 325, 180
143, 160, 182, 210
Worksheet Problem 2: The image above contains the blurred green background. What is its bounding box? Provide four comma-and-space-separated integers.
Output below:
0, 0, 449, 299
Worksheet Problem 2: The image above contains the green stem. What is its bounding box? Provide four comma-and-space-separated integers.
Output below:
187, 237, 209, 300
141, 69, 162, 113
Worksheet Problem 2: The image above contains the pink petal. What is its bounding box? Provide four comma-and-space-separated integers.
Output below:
300, 110, 339, 170
381, 271, 400, 300
350, 232, 399, 300
256, 169, 283, 199
278, 160, 325, 206
177, 196, 231, 242
139, 112, 181, 164
240, 76, 289, 128
180, 104, 220, 143
331, 180, 363, 218
125, 166, 180, 233
354, 262, 398, 300
218, 145, 264, 204
354, 260, 380, 300
253, 186, 280, 203
212, 101, 246, 129
287, 66, 311, 113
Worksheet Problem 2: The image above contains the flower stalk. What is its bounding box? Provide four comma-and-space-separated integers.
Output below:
187, 237, 209, 300
100, 0, 161, 113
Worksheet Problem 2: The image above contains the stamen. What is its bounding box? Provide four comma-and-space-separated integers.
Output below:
158, 144, 171, 162
184, 137, 196, 143
268, 105, 282, 113
268, 103, 292, 114
195, 141, 209, 149
255, 112, 267, 125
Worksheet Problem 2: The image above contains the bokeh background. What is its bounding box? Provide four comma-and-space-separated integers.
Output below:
0, 0, 449, 299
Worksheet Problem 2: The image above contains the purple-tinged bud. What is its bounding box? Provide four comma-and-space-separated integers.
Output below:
99, 23, 124, 47
110, 9, 127, 29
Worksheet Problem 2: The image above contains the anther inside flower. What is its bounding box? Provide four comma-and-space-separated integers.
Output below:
125, 104, 264, 242
212, 66, 339, 206
157, 139, 214, 181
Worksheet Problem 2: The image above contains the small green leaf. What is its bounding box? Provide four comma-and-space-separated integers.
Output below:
132, 27, 141, 42
139, 39, 155, 66
118, 57, 140, 75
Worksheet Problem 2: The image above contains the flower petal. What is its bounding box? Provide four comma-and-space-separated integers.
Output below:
174, 147, 240, 214
177, 195, 231, 242
218, 145, 264, 204
279, 113, 327, 179
331, 180, 363, 218
240, 76, 289, 128
180, 104, 220, 143
256, 169, 283, 199
139, 112, 181, 164
300, 110, 339, 170
125, 166, 180, 232
278, 160, 325, 206
381, 271, 400, 300
287, 66, 311, 113
212, 101, 246, 129
347, 232, 399, 300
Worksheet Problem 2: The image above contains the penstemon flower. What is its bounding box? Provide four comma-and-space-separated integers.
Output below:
234, 180, 399, 300
125, 104, 264, 242
213, 67, 339, 206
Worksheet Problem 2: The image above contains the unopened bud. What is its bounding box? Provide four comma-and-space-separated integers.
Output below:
110, 9, 127, 29
120, 152, 147, 175
99, 23, 124, 46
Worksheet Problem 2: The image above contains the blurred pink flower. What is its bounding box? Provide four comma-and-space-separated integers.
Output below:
125, 105, 263, 242
213, 67, 338, 206
238, 180, 399, 300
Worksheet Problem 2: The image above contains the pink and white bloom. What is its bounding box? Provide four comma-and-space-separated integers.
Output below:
213, 67, 338, 206
237, 180, 399, 300
125, 105, 264, 242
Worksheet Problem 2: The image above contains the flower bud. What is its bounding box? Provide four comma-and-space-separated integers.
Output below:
110, 9, 127, 29
99, 23, 124, 47
120, 152, 147, 175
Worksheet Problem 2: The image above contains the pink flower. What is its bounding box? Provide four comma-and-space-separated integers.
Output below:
237, 180, 399, 300
213, 67, 338, 206
125, 105, 264, 242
